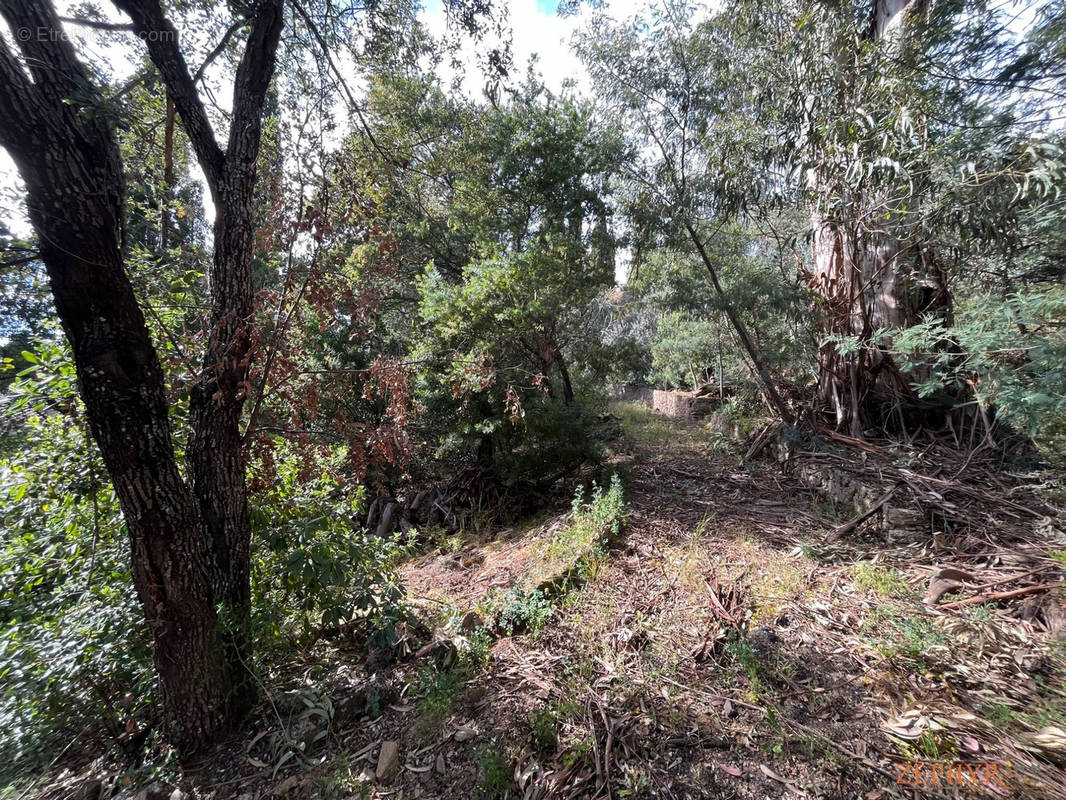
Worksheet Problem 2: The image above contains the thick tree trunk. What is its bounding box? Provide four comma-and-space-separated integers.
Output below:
0, 0, 236, 746
186, 176, 262, 713
809, 0, 946, 436
116, 0, 284, 720
0, 0, 284, 747
810, 217, 949, 435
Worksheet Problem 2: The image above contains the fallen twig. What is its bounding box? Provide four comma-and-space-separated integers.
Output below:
827, 482, 902, 541
940, 581, 1064, 610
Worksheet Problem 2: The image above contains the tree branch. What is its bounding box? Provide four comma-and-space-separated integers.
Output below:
226, 0, 284, 165
111, 0, 225, 192
193, 17, 247, 85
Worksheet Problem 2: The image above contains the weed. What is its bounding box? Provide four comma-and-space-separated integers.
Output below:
418, 664, 462, 713
466, 626, 493, 669
981, 701, 1015, 727
493, 585, 554, 635
853, 563, 907, 597
725, 636, 763, 695
618, 765, 654, 797
561, 734, 596, 769
475, 741, 513, 799
529, 706, 559, 752
872, 613, 949, 664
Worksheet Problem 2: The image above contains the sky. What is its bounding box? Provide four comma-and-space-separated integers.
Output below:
0, 0, 626, 237
418, 0, 640, 96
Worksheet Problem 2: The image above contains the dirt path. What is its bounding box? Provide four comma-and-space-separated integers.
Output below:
372, 402, 1066, 798
60, 402, 1056, 800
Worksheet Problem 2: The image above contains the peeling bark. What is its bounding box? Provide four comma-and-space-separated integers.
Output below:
810, 0, 948, 436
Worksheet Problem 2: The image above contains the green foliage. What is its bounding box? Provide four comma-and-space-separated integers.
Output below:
529, 705, 559, 753
853, 563, 907, 598
249, 444, 407, 646
0, 344, 152, 768
649, 311, 719, 391
570, 474, 627, 542
892, 288, 1066, 444
491, 585, 555, 637
474, 740, 513, 799
403, 81, 624, 485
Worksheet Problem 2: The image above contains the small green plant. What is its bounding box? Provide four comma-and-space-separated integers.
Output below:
561, 734, 596, 769
725, 636, 762, 694
981, 701, 1015, 727
495, 585, 554, 635
465, 626, 493, 669
416, 664, 466, 732
249, 444, 407, 647
853, 563, 907, 597
529, 706, 559, 752
474, 741, 513, 799
317, 752, 370, 799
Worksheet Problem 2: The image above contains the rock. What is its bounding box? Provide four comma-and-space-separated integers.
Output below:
376, 740, 401, 782
75, 780, 103, 800
334, 684, 368, 725
454, 728, 476, 743
458, 610, 483, 634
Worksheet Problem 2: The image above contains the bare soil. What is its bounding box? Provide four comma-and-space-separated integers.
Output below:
22, 402, 1066, 799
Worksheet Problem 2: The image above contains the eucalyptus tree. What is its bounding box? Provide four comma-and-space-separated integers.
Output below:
583, 0, 1063, 437
578, 1, 796, 423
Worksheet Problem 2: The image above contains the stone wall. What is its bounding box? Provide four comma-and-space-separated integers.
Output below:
608, 385, 714, 420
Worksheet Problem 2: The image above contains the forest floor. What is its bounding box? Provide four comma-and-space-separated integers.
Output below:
20, 402, 1066, 799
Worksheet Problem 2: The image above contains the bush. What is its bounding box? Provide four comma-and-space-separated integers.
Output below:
0, 345, 153, 769
249, 443, 407, 647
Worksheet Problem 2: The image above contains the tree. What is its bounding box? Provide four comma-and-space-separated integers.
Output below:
578, 1, 796, 424
0, 0, 282, 745
711, 0, 1060, 436
410, 83, 623, 482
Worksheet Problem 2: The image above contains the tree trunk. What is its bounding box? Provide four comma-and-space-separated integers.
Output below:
552, 344, 575, 406
0, 0, 284, 747
685, 223, 795, 425
809, 0, 947, 436
0, 0, 236, 746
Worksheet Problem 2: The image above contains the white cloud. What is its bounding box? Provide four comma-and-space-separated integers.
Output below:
419, 0, 648, 98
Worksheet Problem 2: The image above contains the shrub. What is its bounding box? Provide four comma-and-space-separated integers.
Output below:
249, 443, 407, 647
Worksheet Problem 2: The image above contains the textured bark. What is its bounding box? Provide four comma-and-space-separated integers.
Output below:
810, 218, 948, 435
0, 0, 233, 745
810, 0, 947, 436
0, 0, 284, 747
